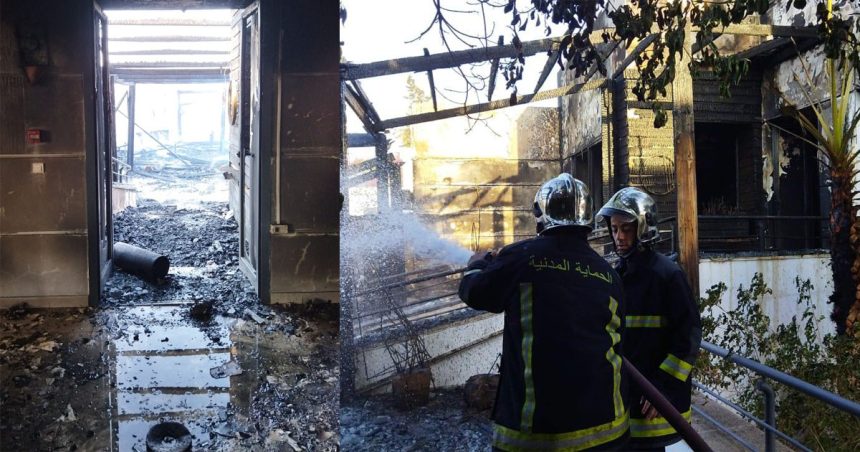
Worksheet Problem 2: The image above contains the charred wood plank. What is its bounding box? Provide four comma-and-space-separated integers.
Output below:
379, 78, 606, 130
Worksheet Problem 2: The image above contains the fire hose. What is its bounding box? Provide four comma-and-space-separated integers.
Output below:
623, 359, 712, 451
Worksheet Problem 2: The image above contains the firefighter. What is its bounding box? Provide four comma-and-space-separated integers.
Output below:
596, 187, 702, 450
459, 174, 629, 451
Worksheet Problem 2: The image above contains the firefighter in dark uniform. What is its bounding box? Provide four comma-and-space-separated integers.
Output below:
596, 187, 702, 450
459, 174, 629, 451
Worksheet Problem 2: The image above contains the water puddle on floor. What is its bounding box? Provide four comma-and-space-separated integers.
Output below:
110, 305, 235, 451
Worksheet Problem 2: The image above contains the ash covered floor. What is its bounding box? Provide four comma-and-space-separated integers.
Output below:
340, 390, 492, 451
0, 297, 339, 451
108, 167, 254, 308
0, 168, 339, 451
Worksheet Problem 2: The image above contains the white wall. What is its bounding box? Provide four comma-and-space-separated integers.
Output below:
700, 253, 835, 337
355, 313, 503, 391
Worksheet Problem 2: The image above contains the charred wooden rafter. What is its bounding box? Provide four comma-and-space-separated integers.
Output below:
342, 25, 816, 82
423, 48, 439, 112
487, 36, 504, 102
379, 78, 607, 130
343, 80, 384, 133
109, 35, 230, 42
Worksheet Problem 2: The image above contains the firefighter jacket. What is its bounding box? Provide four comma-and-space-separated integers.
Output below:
459, 227, 629, 451
617, 247, 702, 447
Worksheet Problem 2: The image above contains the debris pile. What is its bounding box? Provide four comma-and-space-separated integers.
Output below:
0, 307, 112, 451
0, 301, 340, 450
340, 389, 492, 451
107, 199, 257, 311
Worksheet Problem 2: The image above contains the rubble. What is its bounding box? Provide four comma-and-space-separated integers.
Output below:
108, 198, 258, 313
0, 302, 340, 451
209, 360, 243, 379
1, 171, 339, 451
340, 389, 492, 451
464, 374, 500, 411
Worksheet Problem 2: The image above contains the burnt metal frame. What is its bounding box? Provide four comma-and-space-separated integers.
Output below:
256, 0, 277, 303
86, 1, 116, 306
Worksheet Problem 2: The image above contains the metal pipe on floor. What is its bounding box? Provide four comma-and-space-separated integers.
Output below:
114, 242, 170, 281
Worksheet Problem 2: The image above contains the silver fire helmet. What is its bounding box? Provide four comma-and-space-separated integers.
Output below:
595, 186, 659, 244
533, 174, 593, 233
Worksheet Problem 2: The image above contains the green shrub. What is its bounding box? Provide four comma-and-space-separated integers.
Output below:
696, 274, 860, 451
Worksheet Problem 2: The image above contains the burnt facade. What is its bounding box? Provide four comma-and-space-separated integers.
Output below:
560, 43, 829, 255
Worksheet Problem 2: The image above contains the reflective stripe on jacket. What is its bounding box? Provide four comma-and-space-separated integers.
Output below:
459, 227, 629, 451
618, 248, 702, 446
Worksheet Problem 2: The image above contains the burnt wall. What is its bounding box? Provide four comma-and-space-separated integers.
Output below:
269, 0, 340, 303
693, 70, 762, 123
413, 158, 557, 251
0, 0, 92, 307
622, 69, 678, 219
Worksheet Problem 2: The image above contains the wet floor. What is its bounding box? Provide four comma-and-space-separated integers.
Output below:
112, 305, 233, 451
0, 301, 339, 451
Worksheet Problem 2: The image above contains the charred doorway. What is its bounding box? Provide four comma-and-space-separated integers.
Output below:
92, 6, 265, 306
694, 122, 765, 252
766, 112, 826, 250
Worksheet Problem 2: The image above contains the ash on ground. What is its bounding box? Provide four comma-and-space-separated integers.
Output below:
0, 297, 340, 451
108, 198, 257, 309
0, 168, 339, 451
340, 390, 492, 451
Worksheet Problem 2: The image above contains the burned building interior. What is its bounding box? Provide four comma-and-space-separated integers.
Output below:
1, 0, 340, 450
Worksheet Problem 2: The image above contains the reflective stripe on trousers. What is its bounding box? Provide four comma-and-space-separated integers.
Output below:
630, 409, 692, 438
493, 411, 629, 451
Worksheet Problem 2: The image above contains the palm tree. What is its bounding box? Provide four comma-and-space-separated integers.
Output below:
778, 53, 860, 336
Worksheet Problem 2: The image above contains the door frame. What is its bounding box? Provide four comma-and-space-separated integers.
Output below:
237, 4, 259, 291
86, 1, 114, 306
85, 1, 275, 304
255, 0, 276, 303
234, 0, 274, 303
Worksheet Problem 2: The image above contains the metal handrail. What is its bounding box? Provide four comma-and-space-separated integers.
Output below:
692, 405, 757, 451
692, 381, 811, 451
698, 340, 860, 451
701, 341, 860, 417
111, 156, 132, 183
352, 266, 466, 297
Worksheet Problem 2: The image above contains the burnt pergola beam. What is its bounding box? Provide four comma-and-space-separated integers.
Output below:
342, 25, 816, 82
379, 78, 607, 130
487, 36, 504, 101
343, 33, 575, 81
343, 80, 384, 134
109, 35, 230, 42
109, 18, 231, 26
378, 33, 655, 130
423, 48, 439, 112
111, 62, 227, 69
110, 49, 231, 56
695, 23, 817, 38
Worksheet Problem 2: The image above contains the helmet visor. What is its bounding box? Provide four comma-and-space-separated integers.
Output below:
595, 206, 635, 224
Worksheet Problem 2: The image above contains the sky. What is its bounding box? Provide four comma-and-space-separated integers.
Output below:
339, 0, 568, 146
